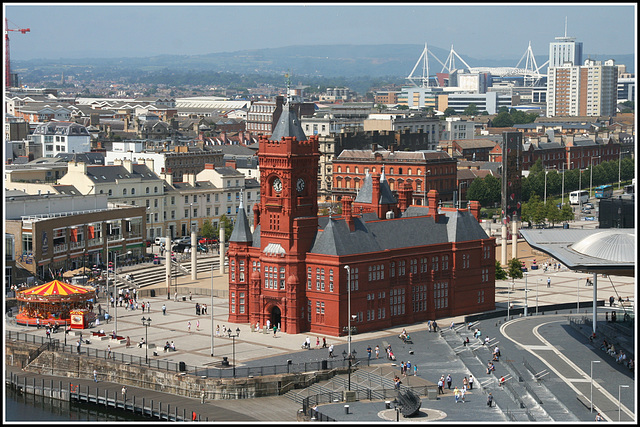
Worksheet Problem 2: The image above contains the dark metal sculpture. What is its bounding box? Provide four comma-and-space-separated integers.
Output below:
397, 388, 422, 417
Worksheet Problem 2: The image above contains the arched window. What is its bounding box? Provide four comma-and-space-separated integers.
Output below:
154, 186, 158, 193
131, 188, 135, 195
123, 188, 127, 196
146, 187, 150, 194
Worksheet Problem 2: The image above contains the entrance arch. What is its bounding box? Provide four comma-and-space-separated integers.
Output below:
270, 306, 282, 330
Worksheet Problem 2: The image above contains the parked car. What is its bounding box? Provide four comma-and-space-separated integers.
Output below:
173, 237, 191, 245
585, 202, 594, 210
172, 243, 208, 253
199, 237, 218, 245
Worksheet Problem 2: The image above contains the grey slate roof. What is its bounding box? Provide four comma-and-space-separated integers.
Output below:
354, 173, 397, 205
309, 209, 488, 256
270, 102, 307, 142
229, 198, 253, 243
87, 164, 159, 182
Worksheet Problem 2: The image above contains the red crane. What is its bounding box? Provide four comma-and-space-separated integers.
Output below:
5, 18, 30, 88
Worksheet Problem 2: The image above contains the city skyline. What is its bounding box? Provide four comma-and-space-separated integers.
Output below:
5, 3, 636, 62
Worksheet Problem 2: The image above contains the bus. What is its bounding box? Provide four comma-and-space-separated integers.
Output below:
594, 185, 613, 199
569, 190, 589, 205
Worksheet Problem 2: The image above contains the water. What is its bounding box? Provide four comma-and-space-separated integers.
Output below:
5, 385, 151, 422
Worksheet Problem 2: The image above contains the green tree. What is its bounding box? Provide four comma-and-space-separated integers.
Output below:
507, 258, 524, 281
218, 215, 234, 240
200, 219, 215, 239
545, 201, 562, 226
495, 259, 508, 280
560, 204, 574, 222
491, 111, 513, 127
443, 107, 457, 117
463, 103, 479, 116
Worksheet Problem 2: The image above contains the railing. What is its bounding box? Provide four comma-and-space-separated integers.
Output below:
53, 244, 68, 254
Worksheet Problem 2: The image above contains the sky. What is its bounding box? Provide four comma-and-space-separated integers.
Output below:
4, 3, 637, 61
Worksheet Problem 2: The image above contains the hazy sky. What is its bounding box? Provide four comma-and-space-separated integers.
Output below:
5, 3, 636, 61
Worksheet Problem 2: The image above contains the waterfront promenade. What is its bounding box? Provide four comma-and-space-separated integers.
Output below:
5, 222, 635, 422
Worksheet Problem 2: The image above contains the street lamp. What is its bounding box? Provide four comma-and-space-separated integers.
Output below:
342, 349, 357, 391
544, 166, 556, 205
590, 360, 600, 412
589, 156, 601, 199
523, 272, 528, 317
535, 277, 539, 315
141, 316, 151, 364
211, 264, 219, 357
227, 327, 240, 378
114, 250, 132, 336
560, 163, 565, 206
344, 265, 352, 355
392, 397, 402, 422
618, 384, 629, 421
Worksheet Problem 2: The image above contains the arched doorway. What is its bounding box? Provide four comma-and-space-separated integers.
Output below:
270, 306, 282, 330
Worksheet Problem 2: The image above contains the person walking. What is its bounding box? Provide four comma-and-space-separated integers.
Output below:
446, 374, 452, 389
93, 369, 98, 382
437, 377, 444, 395
174, 291, 178, 302
107, 345, 112, 359
487, 393, 493, 407
273, 324, 277, 337
316, 336, 320, 348
121, 386, 127, 402
187, 321, 191, 333
322, 337, 327, 348
328, 344, 334, 358
367, 345, 372, 360
76, 339, 81, 354
162, 304, 166, 315
547, 277, 551, 288
454, 386, 460, 403
468, 374, 474, 390
196, 319, 200, 331
375, 345, 380, 359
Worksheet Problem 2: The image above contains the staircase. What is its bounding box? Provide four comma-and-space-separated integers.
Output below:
111, 256, 221, 290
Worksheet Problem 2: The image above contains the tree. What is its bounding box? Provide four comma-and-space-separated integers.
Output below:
495, 260, 508, 280
200, 219, 215, 239
507, 258, 524, 281
443, 107, 457, 117
463, 103, 479, 116
218, 214, 234, 241
491, 111, 513, 127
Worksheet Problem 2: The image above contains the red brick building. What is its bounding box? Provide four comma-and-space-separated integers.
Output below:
227, 97, 496, 337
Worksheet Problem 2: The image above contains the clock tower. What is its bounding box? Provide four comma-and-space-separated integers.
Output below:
229, 88, 319, 333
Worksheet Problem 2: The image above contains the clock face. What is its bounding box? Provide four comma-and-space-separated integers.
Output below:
296, 178, 305, 192
272, 177, 283, 193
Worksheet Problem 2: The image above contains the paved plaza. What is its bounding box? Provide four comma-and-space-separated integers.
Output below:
6, 220, 636, 422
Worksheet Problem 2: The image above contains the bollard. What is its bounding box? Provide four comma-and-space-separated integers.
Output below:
344, 405, 350, 414
386, 401, 391, 409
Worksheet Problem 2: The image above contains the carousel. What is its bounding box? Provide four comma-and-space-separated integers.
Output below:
16, 279, 97, 329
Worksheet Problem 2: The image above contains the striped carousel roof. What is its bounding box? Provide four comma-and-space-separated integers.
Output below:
19, 280, 93, 297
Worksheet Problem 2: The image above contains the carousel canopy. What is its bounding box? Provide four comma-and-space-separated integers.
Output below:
20, 279, 93, 297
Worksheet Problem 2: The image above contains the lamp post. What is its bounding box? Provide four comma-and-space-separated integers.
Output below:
393, 398, 402, 422
543, 166, 556, 205
618, 384, 629, 421
589, 156, 601, 199
141, 316, 151, 364
227, 327, 240, 378
507, 288, 511, 320
618, 150, 629, 189
535, 277, 539, 315
342, 349, 357, 391
210, 265, 214, 357
344, 265, 352, 355
523, 272, 528, 316
590, 360, 600, 412
114, 250, 132, 336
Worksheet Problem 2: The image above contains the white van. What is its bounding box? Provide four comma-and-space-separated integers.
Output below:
154, 237, 168, 246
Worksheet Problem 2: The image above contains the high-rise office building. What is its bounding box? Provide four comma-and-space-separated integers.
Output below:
548, 19, 583, 68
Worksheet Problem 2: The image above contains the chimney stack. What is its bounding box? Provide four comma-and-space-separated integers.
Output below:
342, 196, 355, 232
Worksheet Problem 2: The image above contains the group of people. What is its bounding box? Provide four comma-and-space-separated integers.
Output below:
600, 339, 634, 370
398, 360, 415, 376
163, 340, 176, 352
492, 345, 501, 361
426, 320, 439, 332
435, 373, 473, 403
486, 361, 496, 374
195, 302, 207, 315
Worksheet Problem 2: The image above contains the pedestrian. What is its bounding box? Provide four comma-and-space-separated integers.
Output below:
126, 336, 131, 347
162, 304, 166, 315
463, 376, 469, 389
196, 319, 200, 331
468, 374, 474, 390
174, 291, 178, 302
609, 295, 615, 307
93, 369, 98, 382
316, 336, 320, 348
461, 386, 466, 403
141, 301, 145, 313
121, 386, 127, 402
216, 325, 220, 336
266, 319, 271, 331
446, 373, 452, 389
76, 339, 81, 354
187, 321, 191, 333
413, 364, 418, 376
146, 301, 150, 313
322, 337, 327, 348
487, 393, 493, 407
273, 324, 277, 337
367, 345, 372, 360
328, 344, 334, 358
406, 360, 412, 375
595, 412, 604, 421
433, 320, 438, 332
547, 277, 551, 288
189, 292, 192, 301
454, 386, 460, 403
437, 377, 444, 394
375, 345, 380, 359
107, 345, 112, 359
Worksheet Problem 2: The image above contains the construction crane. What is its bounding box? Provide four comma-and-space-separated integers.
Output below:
5, 18, 30, 88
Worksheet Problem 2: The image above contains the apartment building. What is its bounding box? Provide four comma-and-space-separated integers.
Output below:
546, 59, 618, 117
27, 121, 91, 158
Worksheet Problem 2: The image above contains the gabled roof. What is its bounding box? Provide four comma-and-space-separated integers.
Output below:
229, 197, 253, 244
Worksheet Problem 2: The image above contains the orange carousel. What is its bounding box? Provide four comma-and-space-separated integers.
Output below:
16, 279, 97, 329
